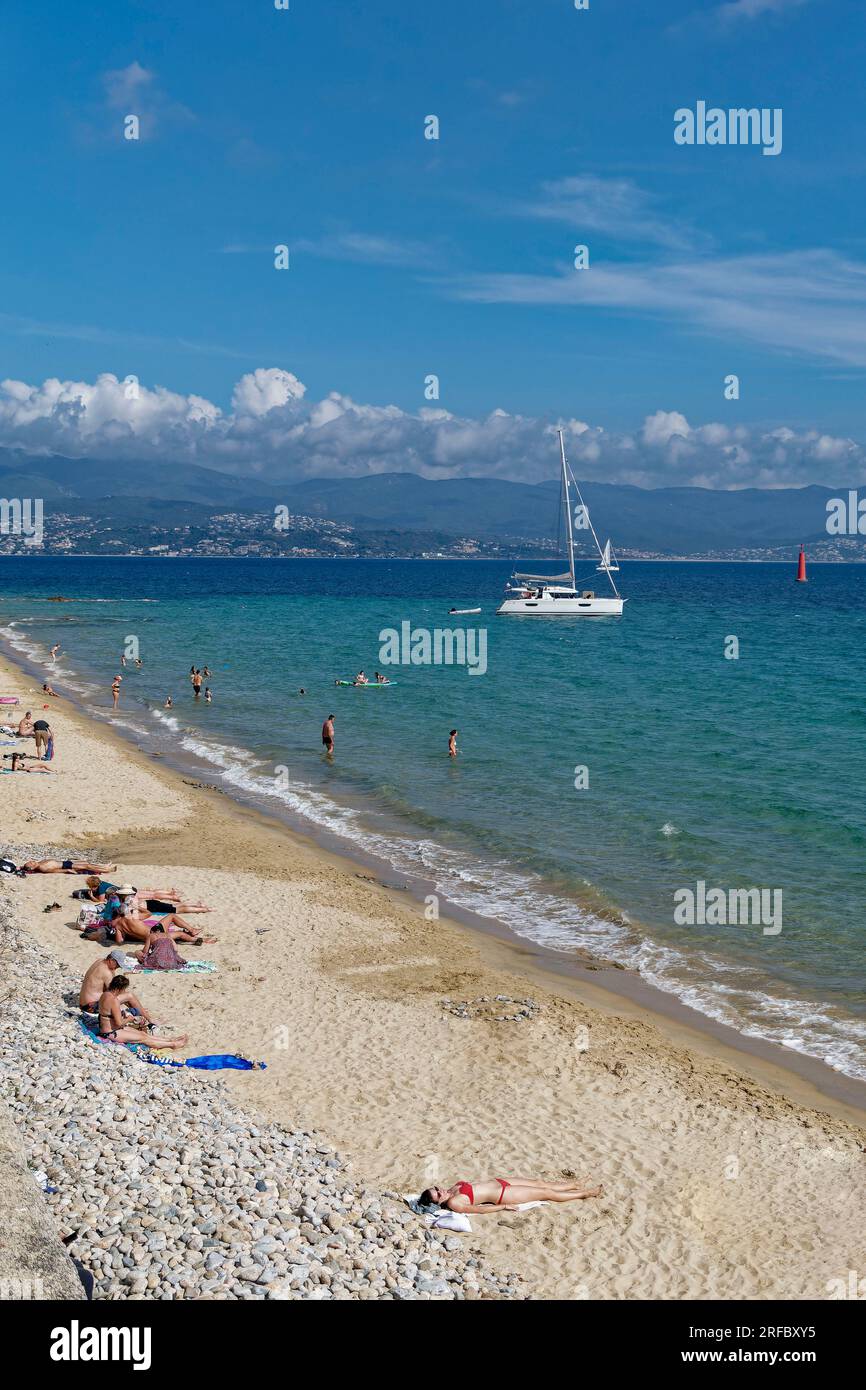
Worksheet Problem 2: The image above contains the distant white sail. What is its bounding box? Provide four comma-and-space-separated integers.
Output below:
597, 539, 619, 572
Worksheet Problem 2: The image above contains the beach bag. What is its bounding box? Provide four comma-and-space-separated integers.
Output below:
77, 906, 102, 931
0, 858, 19, 875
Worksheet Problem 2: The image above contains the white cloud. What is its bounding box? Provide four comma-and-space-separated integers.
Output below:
716, 0, 809, 19
642, 410, 691, 447
0, 369, 861, 490
518, 175, 699, 251
452, 249, 866, 369
91, 62, 194, 142
232, 368, 306, 417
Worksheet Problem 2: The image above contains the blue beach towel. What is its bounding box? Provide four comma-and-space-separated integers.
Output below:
78, 1016, 265, 1070
144, 1053, 265, 1071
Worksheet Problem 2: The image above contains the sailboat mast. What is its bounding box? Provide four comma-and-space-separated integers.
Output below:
559, 428, 576, 587
563, 447, 622, 600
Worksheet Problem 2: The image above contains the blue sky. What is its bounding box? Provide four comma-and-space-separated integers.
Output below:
0, 0, 864, 488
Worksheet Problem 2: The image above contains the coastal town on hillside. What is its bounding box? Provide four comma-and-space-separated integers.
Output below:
2, 505, 865, 562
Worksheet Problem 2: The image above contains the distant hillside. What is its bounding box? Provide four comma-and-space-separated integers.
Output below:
0, 447, 850, 552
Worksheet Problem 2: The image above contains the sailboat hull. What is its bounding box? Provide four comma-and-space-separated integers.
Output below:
497, 594, 625, 616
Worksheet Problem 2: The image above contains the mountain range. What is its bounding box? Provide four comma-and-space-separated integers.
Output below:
0, 447, 849, 553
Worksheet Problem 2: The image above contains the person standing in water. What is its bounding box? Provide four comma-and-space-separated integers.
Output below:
50, 643, 61, 664
164, 696, 173, 709
192, 670, 203, 699
204, 688, 212, 703
322, 714, 335, 756
111, 675, 122, 708
448, 729, 458, 758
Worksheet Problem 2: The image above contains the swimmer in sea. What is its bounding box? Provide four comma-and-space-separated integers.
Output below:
448, 729, 458, 758
164, 696, 173, 709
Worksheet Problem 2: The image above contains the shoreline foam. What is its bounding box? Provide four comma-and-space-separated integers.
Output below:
2, 626, 864, 1101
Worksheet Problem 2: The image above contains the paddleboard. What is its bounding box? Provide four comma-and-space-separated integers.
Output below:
334, 680, 397, 687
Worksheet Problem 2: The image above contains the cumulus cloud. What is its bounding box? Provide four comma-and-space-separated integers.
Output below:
231, 368, 306, 417
0, 368, 862, 491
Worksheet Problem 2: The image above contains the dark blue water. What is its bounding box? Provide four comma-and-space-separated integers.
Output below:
1, 556, 864, 1077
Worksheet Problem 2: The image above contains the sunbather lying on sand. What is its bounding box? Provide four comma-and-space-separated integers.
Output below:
21, 857, 115, 874
104, 902, 216, 947
98, 975, 188, 1050
420, 1176, 603, 1214
83, 877, 211, 913
4, 754, 54, 773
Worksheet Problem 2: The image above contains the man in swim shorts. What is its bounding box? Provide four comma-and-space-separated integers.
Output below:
322, 714, 335, 754
79, 949, 126, 1010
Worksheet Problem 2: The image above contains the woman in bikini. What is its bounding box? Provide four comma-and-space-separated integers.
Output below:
97, 975, 188, 1051
420, 1175, 603, 1214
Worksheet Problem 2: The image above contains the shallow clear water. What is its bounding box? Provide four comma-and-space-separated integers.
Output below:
1, 556, 864, 1078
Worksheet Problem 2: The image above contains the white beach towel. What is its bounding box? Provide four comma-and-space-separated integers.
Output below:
403, 1193, 549, 1234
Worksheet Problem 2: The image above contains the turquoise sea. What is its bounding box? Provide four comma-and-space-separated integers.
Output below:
1, 556, 864, 1079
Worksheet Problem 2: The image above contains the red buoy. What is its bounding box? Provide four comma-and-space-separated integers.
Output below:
796, 544, 807, 583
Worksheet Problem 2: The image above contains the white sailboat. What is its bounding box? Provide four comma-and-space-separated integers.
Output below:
497, 430, 625, 617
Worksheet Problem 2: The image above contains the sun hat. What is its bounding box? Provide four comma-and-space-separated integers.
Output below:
116, 884, 136, 896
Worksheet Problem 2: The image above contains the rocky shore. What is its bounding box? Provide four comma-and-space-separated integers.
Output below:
0, 877, 521, 1301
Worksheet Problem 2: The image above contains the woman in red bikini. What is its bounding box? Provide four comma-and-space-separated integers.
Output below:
420, 1175, 603, 1214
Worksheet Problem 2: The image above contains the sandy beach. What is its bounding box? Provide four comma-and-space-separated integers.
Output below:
1, 650, 864, 1301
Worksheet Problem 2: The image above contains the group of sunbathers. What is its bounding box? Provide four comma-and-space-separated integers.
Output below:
22, 858, 214, 1052
80, 876, 218, 948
